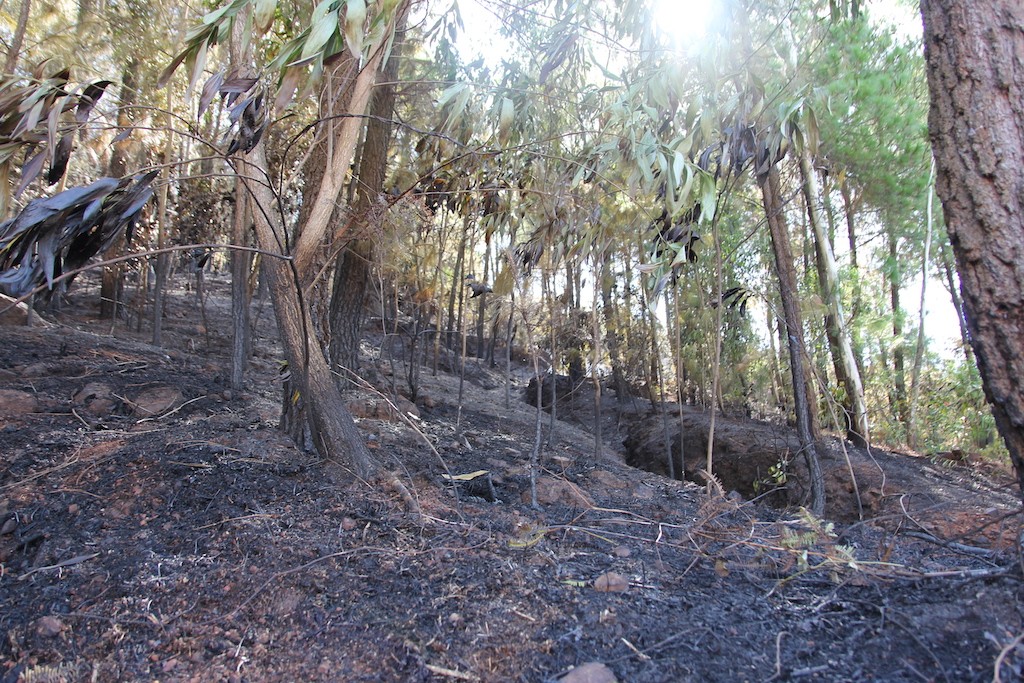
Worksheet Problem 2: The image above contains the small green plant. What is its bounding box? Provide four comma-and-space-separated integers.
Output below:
752, 459, 788, 495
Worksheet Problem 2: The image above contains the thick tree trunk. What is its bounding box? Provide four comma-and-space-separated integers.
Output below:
761, 167, 825, 515
800, 149, 869, 448
921, 0, 1024, 496
242, 147, 379, 480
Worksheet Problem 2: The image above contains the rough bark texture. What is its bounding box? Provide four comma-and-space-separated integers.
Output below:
921, 0, 1024, 496
328, 20, 403, 382
761, 167, 826, 515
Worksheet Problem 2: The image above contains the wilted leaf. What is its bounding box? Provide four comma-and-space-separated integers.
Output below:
441, 470, 489, 482
47, 134, 72, 185
491, 265, 514, 296
344, 0, 367, 57
16, 151, 45, 197
254, 0, 277, 33
497, 96, 514, 145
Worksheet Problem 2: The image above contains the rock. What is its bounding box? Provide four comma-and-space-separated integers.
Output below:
0, 389, 37, 417
589, 469, 629, 490
34, 616, 64, 638
346, 395, 420, 421
131, 386, 183, 418
593, 572, 629, 593
73, 382, 117, 416
0, 294, 51, 327
560, 662, 618, 683
524, 476, 594, 507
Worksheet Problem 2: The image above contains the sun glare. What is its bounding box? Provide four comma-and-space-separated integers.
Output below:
651, 0, 719, 49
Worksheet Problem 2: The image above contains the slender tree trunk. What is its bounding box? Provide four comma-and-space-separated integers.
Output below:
230, 185, 252, 389
887, 232, 908, 430
908, 159, 936, 450
228, 4, 253, 390
939, 241, 973, 364
4, 0, 31, 73
800, 149, 869, 447
761, 167, 825, 515
600, 250, 629, 403
838, 179, 866, 376
921, 0, 1024, 496
100, 58, 140, 320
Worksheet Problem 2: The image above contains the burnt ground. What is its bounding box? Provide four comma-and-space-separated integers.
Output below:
1, 271, 1023, 683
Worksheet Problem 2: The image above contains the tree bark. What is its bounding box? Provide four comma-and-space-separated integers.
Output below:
100, 58, 140, 320
761, 166, 825, 515
887, 232, 908, 430
799, 148, 869, 448
921, 0, 1024, 496
242, 145, 379, 480
4, 0, 31, 73
328, 12, 404, 384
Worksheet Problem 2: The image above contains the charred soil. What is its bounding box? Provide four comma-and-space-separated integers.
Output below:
1, 272, 1022, 682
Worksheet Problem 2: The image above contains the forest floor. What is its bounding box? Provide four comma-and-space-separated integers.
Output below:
1, 271, 1023, 683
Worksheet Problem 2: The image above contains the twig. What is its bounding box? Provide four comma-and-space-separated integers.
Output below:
993, 630, 1024, 683
196, 514, 279, 531
761, 630, 789, 683
620, 637, 651, 661
19, 552, 99, 580
423, 664, 480, 681
902, 530, 1002, 560
135, 395, 205, 424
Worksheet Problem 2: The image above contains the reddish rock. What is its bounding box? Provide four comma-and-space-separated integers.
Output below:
131, 386, 183, 417
560, 662, 618, 683
0, 389, 38, 416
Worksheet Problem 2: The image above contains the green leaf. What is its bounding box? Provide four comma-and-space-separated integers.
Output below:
302, 0, 340, 61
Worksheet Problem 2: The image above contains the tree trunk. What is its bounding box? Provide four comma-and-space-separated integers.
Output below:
600, 250, 629, 403
242, 146, 379, 480
799, 149, 869, 448
4, 0, 31, 73
838, 178, 866, 376
908, 160, 936, 450
100, 58, 140, 320
761, 166, 825, 515
921, 0, 1024, 496
887, 232, 908, 429
329, 11, 405, 385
